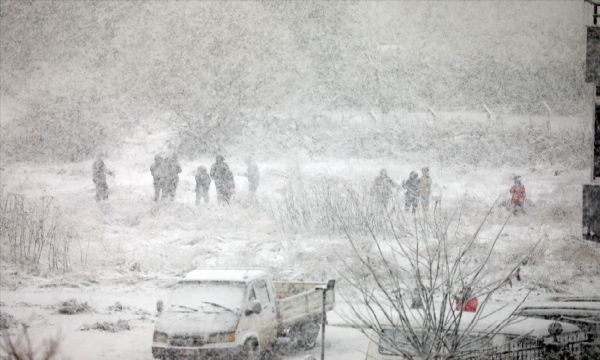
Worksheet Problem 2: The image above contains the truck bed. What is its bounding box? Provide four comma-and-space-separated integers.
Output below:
274, 281, 335, 328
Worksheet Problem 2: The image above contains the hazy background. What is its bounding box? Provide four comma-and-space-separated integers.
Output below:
0, 0, 592, 162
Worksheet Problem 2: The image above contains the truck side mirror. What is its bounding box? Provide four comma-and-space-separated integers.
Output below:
245, 300, 262, 316
157, 300, 164, 314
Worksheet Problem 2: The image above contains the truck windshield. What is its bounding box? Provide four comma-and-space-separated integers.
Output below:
167, 281, 245, 313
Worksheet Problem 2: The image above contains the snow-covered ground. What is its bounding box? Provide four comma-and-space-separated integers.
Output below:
1, 121, 599, 359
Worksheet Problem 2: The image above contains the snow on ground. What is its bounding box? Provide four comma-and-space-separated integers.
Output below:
1, 121, 599, 359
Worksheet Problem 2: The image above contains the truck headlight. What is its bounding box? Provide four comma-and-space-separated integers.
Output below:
153, 331, 168, 343
208, 332, 236, 343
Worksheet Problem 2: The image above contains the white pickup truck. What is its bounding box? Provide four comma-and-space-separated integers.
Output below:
151, 269, 335, 359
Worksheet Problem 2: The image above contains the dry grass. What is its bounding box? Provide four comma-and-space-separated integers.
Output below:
0, 192, 73, 273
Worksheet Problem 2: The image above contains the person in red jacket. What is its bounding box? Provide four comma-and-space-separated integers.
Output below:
509, 176, 526, 215
454, 286, 478, 313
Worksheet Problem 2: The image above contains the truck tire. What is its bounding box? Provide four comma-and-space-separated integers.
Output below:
290, 321, 320, 351
243, 339, 258, 360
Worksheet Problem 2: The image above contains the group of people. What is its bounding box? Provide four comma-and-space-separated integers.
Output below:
370, 167, 528, 216
150, 154, 182, 201
371, 167, 433, 213
91, 153, 259, 205
93, 155, 526, 214
158, 154, 259, 205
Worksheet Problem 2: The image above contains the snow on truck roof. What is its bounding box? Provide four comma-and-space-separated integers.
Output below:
183, 269, 268, 283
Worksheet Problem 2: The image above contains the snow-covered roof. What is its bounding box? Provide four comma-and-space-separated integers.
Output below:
183, 269, 268, 283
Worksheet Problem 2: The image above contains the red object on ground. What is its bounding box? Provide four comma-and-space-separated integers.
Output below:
510, 184, 526, 206
455, 297, 478, 312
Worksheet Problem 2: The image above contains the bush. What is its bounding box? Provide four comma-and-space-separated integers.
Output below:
271, 175, 410, 234
56, 299, 92, 315
0, 313, 19, 330
0, 192, 73, 273
79, 320, 130, 332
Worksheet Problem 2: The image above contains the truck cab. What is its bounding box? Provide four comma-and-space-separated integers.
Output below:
152, 269, 277, 359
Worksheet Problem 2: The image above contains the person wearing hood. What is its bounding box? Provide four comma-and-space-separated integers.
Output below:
241, 157, 260, 194
150, 154, 164, 201
420, 167, 432, 211
210, 155, 235, 205
509, 176, 526, 215
164, 153, 182, 200
195, 165, 211, 205
371, 168, 399, 207
92, 152, 114, 202
402, 171, 420, 214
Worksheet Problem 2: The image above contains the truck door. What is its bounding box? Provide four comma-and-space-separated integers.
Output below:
253, 279, 277, 349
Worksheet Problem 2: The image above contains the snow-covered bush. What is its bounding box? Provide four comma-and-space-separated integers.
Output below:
56, 299, 93, 315
0, 313, 19, 330
272, 175, 408, 234
79, 320, 130, 332
336, 200, 530, 359
0, 192, 73, 273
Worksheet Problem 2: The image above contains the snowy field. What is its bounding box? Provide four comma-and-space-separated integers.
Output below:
2, 1, 599, 358
1, 117, 599, 358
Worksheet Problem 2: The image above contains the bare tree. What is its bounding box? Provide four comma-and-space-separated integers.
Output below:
332, 189, 532, 359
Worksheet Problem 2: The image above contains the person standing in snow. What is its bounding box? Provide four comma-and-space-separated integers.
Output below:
150, 154, 164, 201
241, 157, 260, 195
195, 165, 211, 205
92, 153, 113, 202
371, 169, 399, 207
454, 286, 478, 313
420, 167, 432, 211
164, 153, 182, 200
509, 176, 526, 215
402, 171, 420, 214
210, 155, 235, 205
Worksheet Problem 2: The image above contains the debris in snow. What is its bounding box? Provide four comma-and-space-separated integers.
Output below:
79, 319, 130, 332
107, 302, 125, 312
56, 299, 93, 315
130, 262, 141, 272
0, 312, 19, 329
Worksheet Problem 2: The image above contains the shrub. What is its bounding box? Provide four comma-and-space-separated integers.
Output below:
56, 299, 92, 315
0, 192, 73, 273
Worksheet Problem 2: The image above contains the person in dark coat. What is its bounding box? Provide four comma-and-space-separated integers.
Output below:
242, 157, 260, 194
402, 171, 420, 214
210, 155, 235, 205
164, 153, 182, 200
92, 153, 113, 201
371, 169, 399, 207
195, 166, 211, 205
150, 154, 164, 201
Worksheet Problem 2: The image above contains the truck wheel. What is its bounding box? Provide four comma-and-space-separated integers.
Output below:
291, 321, 320, 351
243, 339, 258, 360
